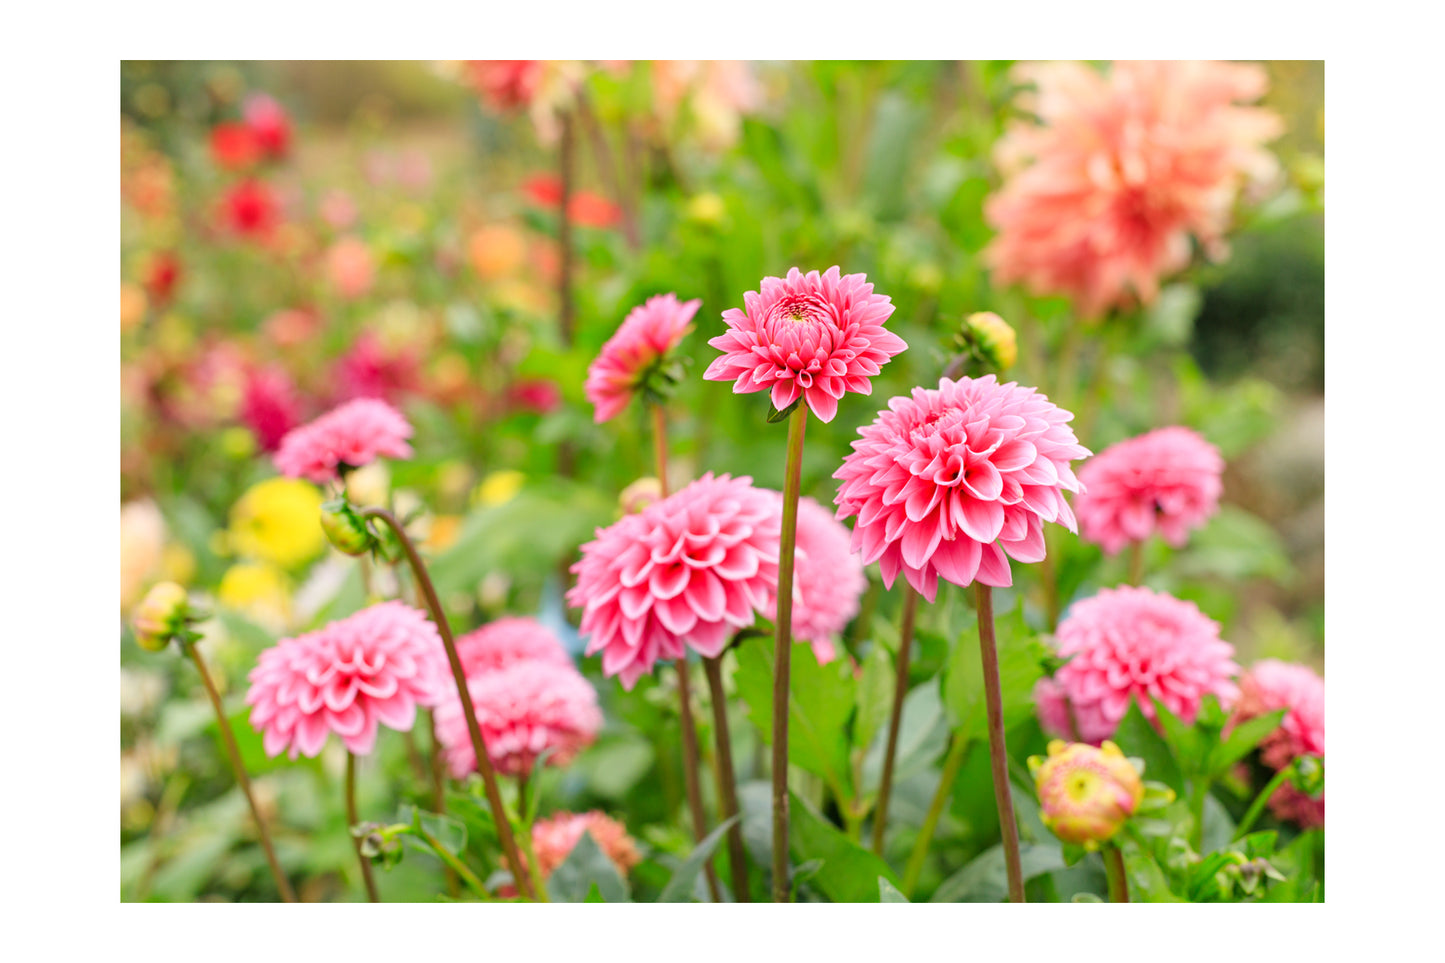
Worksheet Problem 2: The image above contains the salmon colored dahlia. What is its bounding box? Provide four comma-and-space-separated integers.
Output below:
985, 60, 1281, 318
1035, 585, 1240, 744
245, 601, 449, 758
567, 473, 780, 689
273, 398, 414, 484
585, 293, 700, 423
435, 659, 602, 778
1075, 426, 1223, 554
833, 375, 1090, 602
704, 266, 905, 423
1232, 659, 1324, 827
531, 811, 640, 879
455, 616, 572, 677
779, 494, 867, 664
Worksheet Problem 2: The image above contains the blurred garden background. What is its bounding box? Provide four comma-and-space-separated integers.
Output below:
120, 60, 1323, 902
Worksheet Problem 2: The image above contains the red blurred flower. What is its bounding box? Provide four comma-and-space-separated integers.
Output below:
521, 174, 622, 229
466, 60, 544, 111
333, 331, 422, 405
243, 93, 291, 158
221, 179, 281, 237
241, 365, 304, 453
508, 378, 562, 415
522, 173, 563, 207
210, 122, 261, 170
143, 252, 181, 305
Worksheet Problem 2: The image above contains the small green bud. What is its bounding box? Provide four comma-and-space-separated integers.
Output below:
320, 498, 376, 557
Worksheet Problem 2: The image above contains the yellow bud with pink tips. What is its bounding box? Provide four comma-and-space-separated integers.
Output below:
1029, 740, 1144, 850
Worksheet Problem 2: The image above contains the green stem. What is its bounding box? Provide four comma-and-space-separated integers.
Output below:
872, 584, 919, 856
704, 655, 751, 902
185, 644, 296, 902
346, 752, 380, 903
358, 507, 536, 900
516, 773, 550, 903
1189, 774, 1213, 852
902, 731, 970, 897
771, 403, 809, 902
1234, 764, 1294, 841
424, 710, 460, 898
417, 825, 491, 900
975, 583, 1025, 903
676, 661, 723, 901
1128, 539, 1145, 586
1103, 844, 1129, 903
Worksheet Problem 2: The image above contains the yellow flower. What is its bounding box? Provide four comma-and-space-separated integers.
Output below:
217, 561, 292, 630
1029, 740, 1144, 849
474, 470, 526, 508
425, 514, 463, 552
228, 478, 326, 570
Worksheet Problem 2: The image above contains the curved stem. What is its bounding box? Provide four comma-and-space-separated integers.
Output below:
1103, 844, 1129, 903
358, 507, 536, 900
676, 661, 722, 901
184, 645, 296, 902
771, 404, 809, 902
975, 583, 1025, 903
704, 654, 751, 902
346, 752, 380, 903
417, 825, 491, 900
872, 584, 919, 855
902, 730, 970, 897
1234, 763, 1294, 841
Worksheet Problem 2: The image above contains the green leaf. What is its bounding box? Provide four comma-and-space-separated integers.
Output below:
853, 644, 894, 755
929, 843, 1065, 903
548, 831, 630, 903
1111, 699, 1184, 795
879, 877, 910, 903
1171, 505, 1293, 585
1210, 709, 1287, 776
789, 791, 899, 903
418, 812, 467, 856
860, 677, 948, 796
942, 599, 1045, 741
735, 634, 856, 795
767, 397, 802, 423
657, 815, 741, 902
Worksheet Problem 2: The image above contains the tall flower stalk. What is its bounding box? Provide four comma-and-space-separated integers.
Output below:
770, 403, 808, 901
703, 653, 750, 901
975, 583, 1026, 902
871, 584, 918, 855
345, 751, 380, 902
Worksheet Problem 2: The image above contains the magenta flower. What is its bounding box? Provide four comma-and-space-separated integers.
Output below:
567, 472, 780, 689
1034, 586, 1240, 744
833, 375, 1090, 602
1075, 426, 1224, 554
455, 616, 572, 678
434, 659, 602, 778
780, 494, 868, 664
245, 601, 449, 758
584, 293, 700, 423
703, 266, 905, 423
1231, 659, 1324, 827
272, 398, 414, 484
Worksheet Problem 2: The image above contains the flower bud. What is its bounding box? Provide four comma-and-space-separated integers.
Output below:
320, 498, 375, 557
1029, 739, 1144, 849
965, 312, 1017, 370
686, 192, 727, 228
619, 477, 663, 515
131, 581, 190, 652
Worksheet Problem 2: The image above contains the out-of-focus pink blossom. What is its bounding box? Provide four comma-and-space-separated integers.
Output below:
241, 365, 303, 453
781, 495, 867, 664
531, 811, 640, 880
1231, 659, 1324, 827
220, 179, 280, 237
508, 379, 563, 415
584, 293, 699, 423
243, 93, 291, 159
325, 236, 375, 300
454, 617, 572, 678
333, 331, 423, 405
273, 397, 414, 484
1076, 427, 1224, 554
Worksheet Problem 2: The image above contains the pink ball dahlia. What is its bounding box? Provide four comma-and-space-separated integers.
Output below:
833, 375, 1090, 602
584, 293, 700, 423
1035, 585, 1240, 744
435, 659, 602, 778
782, 494, 868, 664
1232, 659, 1324, 827
272, 398, 414, 484
567, 473, 780, 689
245, 601, 449, 758
532, 810, 641, 880
985, 60, 1282, 318
1075, 426, 1224, 554
454, 616, 571, 677
703, 266, 905, 423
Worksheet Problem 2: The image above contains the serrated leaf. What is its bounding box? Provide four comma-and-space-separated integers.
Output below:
657, 815, 740, 903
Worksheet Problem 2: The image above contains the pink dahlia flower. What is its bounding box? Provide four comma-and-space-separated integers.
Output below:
1075, 426, 1223, 554
703, 266, 905, 423
455, 617, 572, 677
984, 60, 1282, 318
273, 398, 414, 484
245, 601, 449, 758
781, 494, 868, 664
240, 365, 302, 453
833, 375, 1090, 602
585, 293, 700, 423
435, 659, 602, 778
1232, 659, 1324, 827
1035, 585, 1240, 744
532, 811, 640, 880
567, 473, 780, 689
466, 60, 544, 111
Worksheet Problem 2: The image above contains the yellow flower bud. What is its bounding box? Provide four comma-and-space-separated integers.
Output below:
131, 581, 190, 652
619, 477, 663, 515
1030, 740, 1143, 849
966, 312, 1017, 370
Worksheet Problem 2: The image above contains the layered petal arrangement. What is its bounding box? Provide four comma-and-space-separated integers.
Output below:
584, 293, 700, 423
1075, 426, 1224, 554
435, 659, 602, 778
1031, 740, 1144, 848
985, 60, 1282, 317
245, 601, 449, 758
531, 811, 641, 880
273, 398, 414, 484
833, 375, 1090, 602
567, 473, 780, 689
704, 266, 905, 423
781, 494, 868, 664
454, 616, 572, 677
1034, 585, 1240, 744
1232, 659, 1324, 827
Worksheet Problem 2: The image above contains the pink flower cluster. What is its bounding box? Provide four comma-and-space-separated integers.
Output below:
1035, 585, 1240, 744
1075, 426, 1224, 554
454, 617, 573, 676
834, 375, 1090, 602
568, 473, 780, 688
704, 267, 905, 423
1233, 659, 1324, 827
531, 810, 641, 880
246, 601, 449, 758
985, 60, 1281, 318
273, 398, 414, 484
585, 293, 700, 423
786, 495, 868, 664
